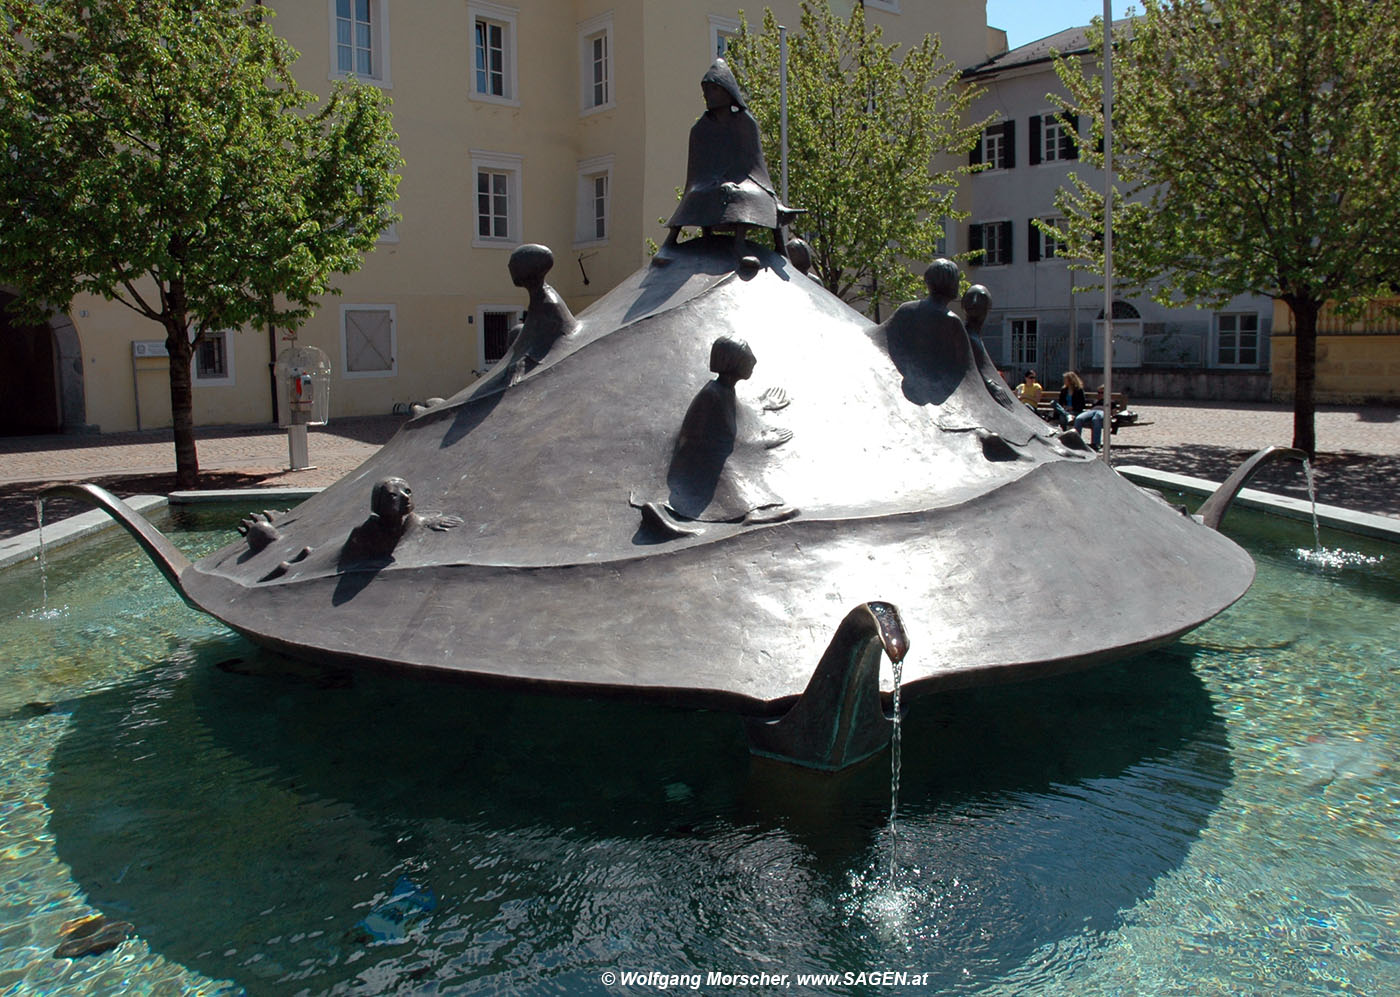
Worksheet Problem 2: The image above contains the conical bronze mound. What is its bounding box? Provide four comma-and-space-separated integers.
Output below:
153, 237, 1252, 717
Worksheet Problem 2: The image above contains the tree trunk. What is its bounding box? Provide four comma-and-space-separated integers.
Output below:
1288, 296, 1320, 458
164, 312, 201, 490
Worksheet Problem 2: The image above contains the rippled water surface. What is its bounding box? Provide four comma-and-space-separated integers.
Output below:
1, 503, 1397, 995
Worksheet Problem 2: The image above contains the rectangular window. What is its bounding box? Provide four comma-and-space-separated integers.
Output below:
1009, 318, 1038, 366
575, 154, 613, 245
335, 0, 372, 76
342, 305, 396, 377
970, 120, 1015, 170
591, 174, 608, 239
1216, 312, 1260, 366
579, 14, 614, 113
330, 0, 388, 84
477, 170, 509, 239
1029, 216, 1066, 262
969, 221, 1013, 266
192, 330, 233, 385
1044, 114, 1076, 162
480, 309, 524, 367
471, 150, 522, 246
983, 128, 1004, 169
590, 33, 608, 106
1030, 112, 1078, 164
709, 15, 739, 60
475, 20, 505, 96
470, 3, 517, 103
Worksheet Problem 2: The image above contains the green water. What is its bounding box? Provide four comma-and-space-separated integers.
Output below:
0, 503, 1397, 995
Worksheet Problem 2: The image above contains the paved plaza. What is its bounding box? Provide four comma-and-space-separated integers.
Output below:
0, 400, 1396, 539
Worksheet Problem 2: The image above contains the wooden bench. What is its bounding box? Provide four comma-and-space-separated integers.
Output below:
1031, 392, 1137, 430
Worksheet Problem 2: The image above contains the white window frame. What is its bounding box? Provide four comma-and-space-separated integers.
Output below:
477, 304, 525, 370
357, 183, 399, 244
469, 1, 519, 106
1215, 312, 1261, 368
471, 150, 523, 248
329, 0, 391, 87
377, 210, 399, 244
1040, 109, 1073, 163
709, 14, 740, 60
973, 220, 1011, 267
981, 124, 1007, 171
341, 304, 397, 378
863, 0, 901, 12
1007, 317, 1038, 367
575, 155, 613, 247
192, 329, 234, 386
1035, 215, 1067, 261
578, 13, 615, 115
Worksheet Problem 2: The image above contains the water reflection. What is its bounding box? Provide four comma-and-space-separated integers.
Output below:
46, 645, 1229, 994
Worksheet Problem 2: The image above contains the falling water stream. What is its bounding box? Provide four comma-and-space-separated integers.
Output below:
1294, 459, 1384, 570
888, 655, 904, 884
1304, 459, 1321, 552
33, 498, 48, 612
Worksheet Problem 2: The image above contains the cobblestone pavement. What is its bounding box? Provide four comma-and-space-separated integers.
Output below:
1102, 399, 1400, 521
0, 401, 1396, 539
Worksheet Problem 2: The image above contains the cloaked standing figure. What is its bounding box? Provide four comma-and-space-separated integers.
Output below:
654, 59, 797, 271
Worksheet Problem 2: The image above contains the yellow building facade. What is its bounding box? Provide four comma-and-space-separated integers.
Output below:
1270, 298, 1400, 404
9, 0, 990, 434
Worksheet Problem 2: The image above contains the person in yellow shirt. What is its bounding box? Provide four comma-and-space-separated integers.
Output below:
1015, 369, 1043, 409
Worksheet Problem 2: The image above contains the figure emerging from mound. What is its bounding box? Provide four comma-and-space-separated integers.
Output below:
653, 59, 798, 272
874, 258, 977, 407
961, 283, 1019, 411
340, 477, 462, 565
463, 244, 580, 398
503, 244, 579, 382
633, 335, 795, 537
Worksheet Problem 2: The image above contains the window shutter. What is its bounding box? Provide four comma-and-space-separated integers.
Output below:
1064, 114, 1080, 160
347, 309, 393, 372
1002, 120, 1016, 169
1027, 219, 1040, 262
1000, 220, 1014, 264
968, 223, 984, 264
970, 132, 983, 167
1028, 115, 1042, 166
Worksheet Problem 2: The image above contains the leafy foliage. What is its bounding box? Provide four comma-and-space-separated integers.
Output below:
727, 1, 984, 315
0, 0, 401, 483
1051, 0, 1400, 452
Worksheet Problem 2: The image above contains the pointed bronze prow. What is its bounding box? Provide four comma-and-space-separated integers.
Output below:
1196, 446, 1309, 530
745, 602, 908, 771
37, 483, 193, 603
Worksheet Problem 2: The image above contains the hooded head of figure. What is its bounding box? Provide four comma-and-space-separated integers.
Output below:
701, 58, 745, 110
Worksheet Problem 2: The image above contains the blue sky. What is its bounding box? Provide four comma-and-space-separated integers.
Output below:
985, 1, 1136, 50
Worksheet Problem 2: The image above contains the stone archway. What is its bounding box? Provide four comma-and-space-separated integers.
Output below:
0, 291, 88, 435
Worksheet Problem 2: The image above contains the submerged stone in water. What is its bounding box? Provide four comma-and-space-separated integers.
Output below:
53, 913, 134, 959
1286, 736, 1387, 787
352, 877, 438, 943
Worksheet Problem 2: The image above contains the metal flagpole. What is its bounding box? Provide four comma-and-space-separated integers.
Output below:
1100, 0, 1114, 461
780, 24, 789, 206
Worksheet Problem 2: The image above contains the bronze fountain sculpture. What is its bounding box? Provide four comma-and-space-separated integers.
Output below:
44, 61, 1285, 771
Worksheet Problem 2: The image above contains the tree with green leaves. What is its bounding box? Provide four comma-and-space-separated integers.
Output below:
0, 0, 401, 486
727, 0, 984, 317
1050, 0, 1400, 455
